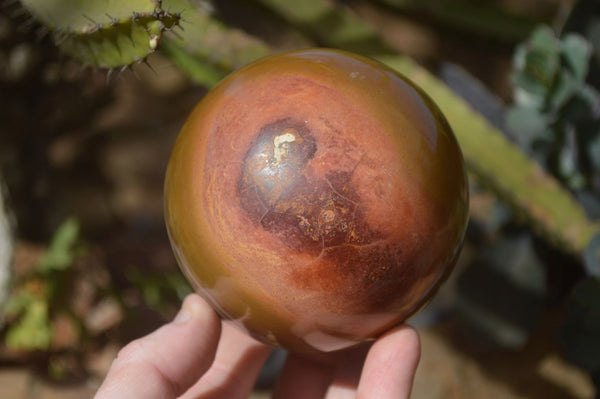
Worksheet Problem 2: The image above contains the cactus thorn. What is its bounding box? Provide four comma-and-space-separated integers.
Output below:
167, 27, 183, 40
178, 10, 189, 23
128, 64, 141, 80
106, 67, 116, 85
105, 13, 119, 26
82, 13, 99, 25
152, 9, 164, 20
131, 11, 141, 24
54, 31, 71, 45
140, 57, 157, 75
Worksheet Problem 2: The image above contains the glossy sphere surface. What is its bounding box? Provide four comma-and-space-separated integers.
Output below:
165, 49, 468, 355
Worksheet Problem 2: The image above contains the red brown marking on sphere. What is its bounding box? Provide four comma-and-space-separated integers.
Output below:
238, 119, 385, 262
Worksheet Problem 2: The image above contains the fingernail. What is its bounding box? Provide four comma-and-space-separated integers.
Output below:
173, 306, 191, 324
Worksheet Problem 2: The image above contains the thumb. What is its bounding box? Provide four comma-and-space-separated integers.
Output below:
95, 294, 221, 399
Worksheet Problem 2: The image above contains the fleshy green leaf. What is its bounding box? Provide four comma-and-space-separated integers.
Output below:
37, 217, 81, 273
523, 26, 560, 87
506, 105, 549, 149
512, 26, 561, 109
5, 299, 52, 351
561, 33, 592, 82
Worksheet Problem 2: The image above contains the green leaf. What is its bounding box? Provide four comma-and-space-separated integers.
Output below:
3, 291, 35, 318
524, 26, 560, 86
506, 105, 549, 149
512, 26, 560, 107
561, 33, 592, 82
5, 299, 52, 350
37, 217, 81, 273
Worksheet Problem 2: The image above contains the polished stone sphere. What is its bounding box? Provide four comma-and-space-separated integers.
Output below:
165, 48, 468, 355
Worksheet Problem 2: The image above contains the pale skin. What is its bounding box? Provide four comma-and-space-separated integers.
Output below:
95, 294, 421, 399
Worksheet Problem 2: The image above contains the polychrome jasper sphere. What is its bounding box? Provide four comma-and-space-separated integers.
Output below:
165, 48, 468, 355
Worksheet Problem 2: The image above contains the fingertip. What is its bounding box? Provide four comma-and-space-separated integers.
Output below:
174, 293, 219, 326
357, 325, 421, 399
380, 325, 421, 362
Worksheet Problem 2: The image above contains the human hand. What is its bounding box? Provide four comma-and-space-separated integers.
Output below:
94, 294, 420, 399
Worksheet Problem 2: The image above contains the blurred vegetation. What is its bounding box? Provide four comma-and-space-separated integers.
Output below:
1, 0, 599, 396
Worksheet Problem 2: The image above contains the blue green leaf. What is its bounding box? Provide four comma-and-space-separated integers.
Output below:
561, 33, 592, 82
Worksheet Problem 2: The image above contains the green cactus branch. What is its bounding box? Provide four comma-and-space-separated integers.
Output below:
19, 0, 181, 68
20, 0, 159, 31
